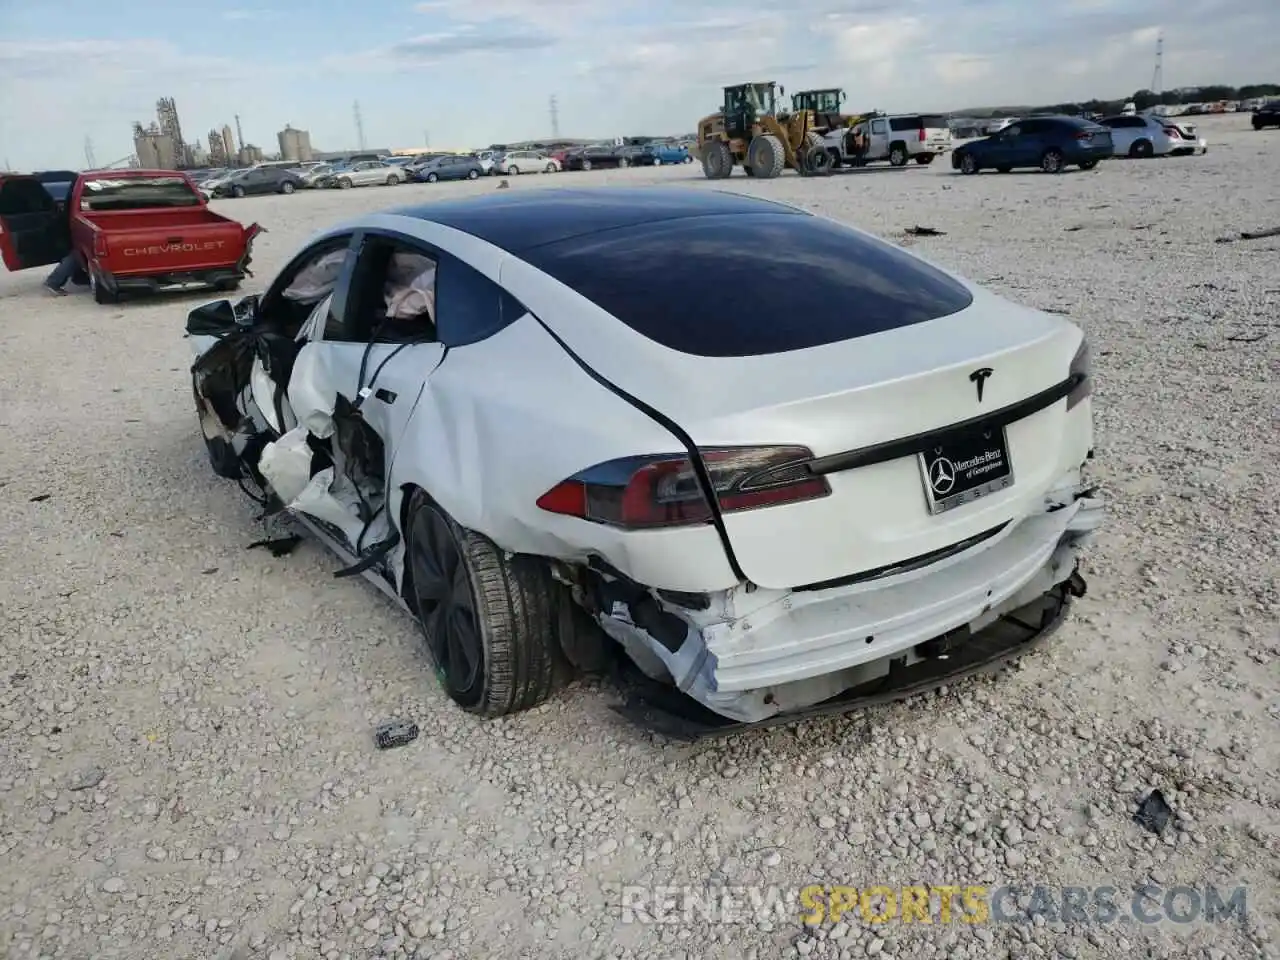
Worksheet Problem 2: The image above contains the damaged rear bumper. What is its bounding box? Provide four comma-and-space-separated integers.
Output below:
594, 491, 1104, 726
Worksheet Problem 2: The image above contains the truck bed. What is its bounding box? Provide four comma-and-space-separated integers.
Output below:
78, 208, 250, 279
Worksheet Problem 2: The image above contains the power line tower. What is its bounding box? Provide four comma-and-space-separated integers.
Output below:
353, 101, 366, 151
424, 129, 430, 148
234, 114, 245, 154
1150, 32, 1164, 95
549, 94, 560, 139
84, 136, 96, 168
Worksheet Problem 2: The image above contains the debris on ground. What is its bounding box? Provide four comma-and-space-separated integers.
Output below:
67, 766, 106, 792
28, 494, 50, 502
1215, 225, 1280, 243
1133, 788, 1174, 834
246, 534, 303, 557
905, 225, 946, 236
374, 720, 419, 750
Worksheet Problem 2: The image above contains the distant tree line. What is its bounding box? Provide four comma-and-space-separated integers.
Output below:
957, 83, 1280, 118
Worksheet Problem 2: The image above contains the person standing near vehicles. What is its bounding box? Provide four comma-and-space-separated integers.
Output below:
44, 250, 84, 296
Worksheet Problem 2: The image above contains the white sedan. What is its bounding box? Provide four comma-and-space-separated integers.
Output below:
494, 151, 560, 175
1097, 114, 1187, 158
184, 188, 1103, 732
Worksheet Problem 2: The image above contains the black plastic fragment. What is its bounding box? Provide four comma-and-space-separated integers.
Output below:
29, 494, 51, 502
333, 531, 401, 579
1134, 789, 1173, 835
906, 225, 946, 237
374, 720, 419, 750
247, 535, 303, 558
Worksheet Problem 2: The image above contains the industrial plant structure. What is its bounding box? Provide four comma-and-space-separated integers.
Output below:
277, 125, 313, 163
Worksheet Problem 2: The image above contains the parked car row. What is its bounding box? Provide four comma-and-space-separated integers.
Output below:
950, 112, 1210, 175
180, 139, 695, 202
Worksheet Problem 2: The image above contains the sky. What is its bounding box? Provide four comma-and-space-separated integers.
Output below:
0, 0, 1275, 170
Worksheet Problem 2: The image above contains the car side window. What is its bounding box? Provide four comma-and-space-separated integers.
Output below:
1004, 125, 1021, 137
266, 235, 354, 339
338, 234, 528, 347
871, 120, 886, 134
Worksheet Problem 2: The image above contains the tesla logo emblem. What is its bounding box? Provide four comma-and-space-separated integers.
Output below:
928, 455, 956, 495
969, 367, 994, 402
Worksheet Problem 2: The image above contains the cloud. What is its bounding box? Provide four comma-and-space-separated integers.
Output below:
221, 9, 275, 21
390, 27, 556, 60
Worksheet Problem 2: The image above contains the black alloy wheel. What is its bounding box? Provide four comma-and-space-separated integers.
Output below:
408, 502, 483, 705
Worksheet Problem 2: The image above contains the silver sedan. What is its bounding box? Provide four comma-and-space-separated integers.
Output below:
329, 161, 406, 189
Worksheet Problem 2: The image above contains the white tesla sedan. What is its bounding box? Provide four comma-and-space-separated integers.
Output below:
185, 187, 1103, 732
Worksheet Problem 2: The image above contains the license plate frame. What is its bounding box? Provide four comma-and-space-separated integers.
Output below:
917, 427, 1015, 515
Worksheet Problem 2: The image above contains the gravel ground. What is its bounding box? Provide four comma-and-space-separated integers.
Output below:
1, 113, 1276, 960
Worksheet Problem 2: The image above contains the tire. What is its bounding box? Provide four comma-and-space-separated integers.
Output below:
996, 165, 1012, 173
1129, 139, 1153, 158
889, 143, 909, 166
960, 153, 980, 175
508, 165, 520, 175
280, 181, 295, 194
747, 134, 785, 178
1077, 160, 1099, 170
426, 173, 439, 183
403, 491, 564, 717
1040, 149, 1064, 173
915, 154, 935, 165
338, 178, 352, 189
701, 141, 733, 179
231, 185, 246, 198
653, 158, 662, 166
386, 175, 399, 185
802, 131, 833, 176
683, 154, 693, 163
544, 163, 556, 173
619, 157, 630, 168
468, 169, 480, 179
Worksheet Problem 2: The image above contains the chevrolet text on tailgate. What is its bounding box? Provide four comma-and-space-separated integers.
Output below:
0, 168, 262, 305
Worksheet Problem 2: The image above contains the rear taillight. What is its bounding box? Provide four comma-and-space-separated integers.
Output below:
536, 446, 830, 529
94, 232, 108, 258
1162, 126, 1179, 137
1067, 339, 1092, 410
918, 127, 926, 142
1075, 131, 1093, 141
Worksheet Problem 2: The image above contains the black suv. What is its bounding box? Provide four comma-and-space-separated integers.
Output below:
1252, 103, 1280, 130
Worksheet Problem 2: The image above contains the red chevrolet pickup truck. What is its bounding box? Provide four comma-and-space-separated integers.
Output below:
0, 168, 261, 304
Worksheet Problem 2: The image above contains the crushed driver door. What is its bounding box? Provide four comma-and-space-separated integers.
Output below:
263, 237, 445, 574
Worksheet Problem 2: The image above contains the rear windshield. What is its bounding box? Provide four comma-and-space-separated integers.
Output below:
889, 115, 949, 131
79, 176, 201, 211
521, 213, 974, 357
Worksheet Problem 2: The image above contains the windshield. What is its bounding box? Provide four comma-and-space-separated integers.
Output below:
812, 91, 841, 113
745, 84, 776, 115
79, 176, 202, 211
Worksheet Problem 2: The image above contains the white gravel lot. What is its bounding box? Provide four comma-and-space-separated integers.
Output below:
1, 113, 1276, 960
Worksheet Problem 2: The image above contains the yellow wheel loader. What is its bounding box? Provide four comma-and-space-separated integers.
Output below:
790, 88, 856, 134
696, 82, 833, 180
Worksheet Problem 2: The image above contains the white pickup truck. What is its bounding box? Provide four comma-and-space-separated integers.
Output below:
824, 113, 952, 168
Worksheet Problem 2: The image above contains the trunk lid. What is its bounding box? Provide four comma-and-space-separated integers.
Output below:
667, 293, 1081, 589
